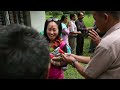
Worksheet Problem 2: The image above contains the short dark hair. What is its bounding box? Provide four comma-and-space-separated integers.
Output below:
70, 14, 75, 20
44, 20, 62, 42
96, 11, 120, 19
77, 11, 84, 17
0, 24, 50, 79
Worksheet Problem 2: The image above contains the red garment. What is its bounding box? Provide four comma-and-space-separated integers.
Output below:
48, 65, 64, 79
48, 41, 66, 79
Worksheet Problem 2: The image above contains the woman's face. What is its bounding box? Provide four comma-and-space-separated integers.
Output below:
64, 18, 68, 23
47, 21, 59, 42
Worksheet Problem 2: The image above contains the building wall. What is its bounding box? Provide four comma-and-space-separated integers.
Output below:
30, 11, 46, 33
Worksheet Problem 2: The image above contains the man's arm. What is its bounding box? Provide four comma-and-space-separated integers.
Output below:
70, 31, 81, 34
69, 22, 81, 35
72, 60, 92, 79
70, 54, 90, 64
61, 54, 92, 79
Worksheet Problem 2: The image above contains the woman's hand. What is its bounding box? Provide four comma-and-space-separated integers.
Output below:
52, 56, 62, 61
50, 59, 55, 65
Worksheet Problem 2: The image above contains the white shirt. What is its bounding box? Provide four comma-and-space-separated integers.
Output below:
69, 20, 77, 33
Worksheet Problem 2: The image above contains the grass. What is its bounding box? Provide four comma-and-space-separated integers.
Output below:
83, 15, 94, 27
64, 37, 92, 79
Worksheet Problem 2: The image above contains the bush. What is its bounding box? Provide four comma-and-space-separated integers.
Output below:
45, 11, 63, 18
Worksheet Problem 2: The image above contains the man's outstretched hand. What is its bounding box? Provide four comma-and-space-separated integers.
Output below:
61, 53, 76, 64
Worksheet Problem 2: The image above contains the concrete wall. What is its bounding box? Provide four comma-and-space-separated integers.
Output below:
30, 11, 46, 33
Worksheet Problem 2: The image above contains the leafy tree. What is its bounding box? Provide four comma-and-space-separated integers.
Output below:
85, 11, 92, 17
45, 11, 52, 15
52, 11, 63, 17
45, 11, 63, 17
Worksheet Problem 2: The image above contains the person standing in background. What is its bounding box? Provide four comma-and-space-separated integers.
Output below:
75, 12, 87, 55
60, 15, 71, 53
62, 11, 120, 79
68, 14, 81, 54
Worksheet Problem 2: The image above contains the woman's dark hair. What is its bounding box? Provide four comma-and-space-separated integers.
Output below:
60, 15, 68, 22
70, 14, 75, 20
44, 19, 62, 42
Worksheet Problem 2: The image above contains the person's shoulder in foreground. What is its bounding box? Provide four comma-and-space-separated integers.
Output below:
84, 11, 120, 79
61, 11, 120, 79
0, 24, 50, 79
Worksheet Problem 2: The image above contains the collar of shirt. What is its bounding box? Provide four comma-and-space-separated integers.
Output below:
70, 20, 75, 23
102, 22, 120, 39
78, 19, 82, 22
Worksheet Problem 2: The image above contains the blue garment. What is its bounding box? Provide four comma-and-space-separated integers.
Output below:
40, 31, 44, 35
61, 23, 67, 29
66, 44, 71, 54
61, 23, 71, 54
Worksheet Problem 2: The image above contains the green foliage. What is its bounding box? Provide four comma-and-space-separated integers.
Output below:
45, 11, 52, 15
52, 11, 63, 17
62, 11, 77, 14
83, 15, 94, 27
45, 11, 63, 18
46, 15, 53, 19
49, 47, 54, 52
85, 11, 92, 15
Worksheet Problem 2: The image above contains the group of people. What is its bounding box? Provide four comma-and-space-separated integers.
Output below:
62, 11, 120, 79
59, 12, 94, 55
43, 11, 90, 79
0, 11, 120, 79
60, 12, 90, 56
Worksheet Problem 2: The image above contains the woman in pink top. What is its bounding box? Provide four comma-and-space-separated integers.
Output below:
60, 15, 71, 45
60, 15, 71, 53
44, 18, 67, 79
